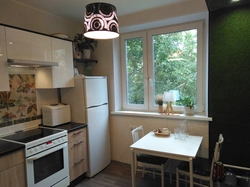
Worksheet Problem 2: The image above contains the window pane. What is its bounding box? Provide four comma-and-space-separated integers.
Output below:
152, 29, 197, 104
125, 37, 144, 104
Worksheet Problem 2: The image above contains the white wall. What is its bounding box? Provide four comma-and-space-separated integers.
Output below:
119, 0, 207, 32
111, 115, 209, 164
0, 0, 83, 39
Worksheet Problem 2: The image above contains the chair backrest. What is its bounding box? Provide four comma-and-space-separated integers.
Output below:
215, 134, 224, 161
210, 134, 224, 178
131, 126, 144, 143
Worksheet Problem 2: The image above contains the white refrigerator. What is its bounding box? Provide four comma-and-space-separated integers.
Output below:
61, 75, 111, 177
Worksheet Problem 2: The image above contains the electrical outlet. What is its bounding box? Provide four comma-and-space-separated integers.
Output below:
130, 126, 137, 131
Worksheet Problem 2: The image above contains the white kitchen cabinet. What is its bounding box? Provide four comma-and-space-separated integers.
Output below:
35, 38, 74, 88
0, 26, 10, 91
5, 27, 52, 62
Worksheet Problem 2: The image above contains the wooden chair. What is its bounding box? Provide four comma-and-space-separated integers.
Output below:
176, 134, 224, 187
131, 126, 172, 187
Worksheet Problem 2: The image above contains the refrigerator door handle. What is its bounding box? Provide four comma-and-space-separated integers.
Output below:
87, 103, 108, 109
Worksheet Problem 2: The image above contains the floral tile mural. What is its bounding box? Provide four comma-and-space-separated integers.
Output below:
0, 74, 41, 128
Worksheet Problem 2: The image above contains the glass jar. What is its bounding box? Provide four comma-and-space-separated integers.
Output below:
84, 63, 93, 76
179, 120, 189, 140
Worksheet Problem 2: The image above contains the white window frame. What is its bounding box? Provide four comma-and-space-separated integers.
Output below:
121, 20, 206, 114
121, 31, 148, 111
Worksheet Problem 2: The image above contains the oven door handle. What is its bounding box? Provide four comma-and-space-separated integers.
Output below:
27, 143, 67, 162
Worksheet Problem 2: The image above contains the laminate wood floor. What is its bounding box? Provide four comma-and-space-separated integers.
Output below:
75, 161, 183, 187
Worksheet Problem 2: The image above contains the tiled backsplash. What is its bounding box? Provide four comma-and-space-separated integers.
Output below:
0, 74, 41, 128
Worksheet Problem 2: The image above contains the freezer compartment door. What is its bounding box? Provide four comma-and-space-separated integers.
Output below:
86, 104, 111, 177
84, 77, 108, 108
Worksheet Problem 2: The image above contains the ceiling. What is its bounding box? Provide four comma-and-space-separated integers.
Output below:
12, 0, 189, 24
11, 0, 250, 24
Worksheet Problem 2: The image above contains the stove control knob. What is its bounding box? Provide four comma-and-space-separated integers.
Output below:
34, 147, 38, 152
41, 145, 44, 150
58, 138, 61, 143
37, 146, 41, 151
29, 149, 33, 154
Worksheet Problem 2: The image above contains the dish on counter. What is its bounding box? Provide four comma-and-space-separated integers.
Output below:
153, 128, 171, 136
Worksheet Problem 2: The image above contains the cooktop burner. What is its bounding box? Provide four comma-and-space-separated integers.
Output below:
1, 127, 63, 143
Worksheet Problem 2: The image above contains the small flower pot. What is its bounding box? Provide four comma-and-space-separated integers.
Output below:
158, 105, 164, 113
184, 107, 194, 116
83, 49, 91, 59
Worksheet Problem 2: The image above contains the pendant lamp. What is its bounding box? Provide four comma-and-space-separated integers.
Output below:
84, 3, 119, 39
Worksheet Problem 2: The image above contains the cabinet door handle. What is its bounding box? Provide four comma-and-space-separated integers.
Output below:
74, 158, 84, 165
74, 140, 84, 146
73, 130, 83, 135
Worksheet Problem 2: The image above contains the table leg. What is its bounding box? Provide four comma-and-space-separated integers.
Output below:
131, 150, 136, 187
189, 158, 193, 187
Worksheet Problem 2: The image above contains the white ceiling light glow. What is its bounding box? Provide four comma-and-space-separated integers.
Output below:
84, 3, 119, 40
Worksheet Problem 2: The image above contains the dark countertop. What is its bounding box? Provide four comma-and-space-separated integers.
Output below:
0, 140, 25, 157
41, 122, 88, 132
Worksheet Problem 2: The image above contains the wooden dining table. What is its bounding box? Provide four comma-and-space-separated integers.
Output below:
130, 131, 203, 187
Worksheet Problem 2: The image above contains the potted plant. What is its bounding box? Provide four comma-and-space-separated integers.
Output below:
176, 96, 195, 116
156, 94, 164, 113
73, 33, 98, 59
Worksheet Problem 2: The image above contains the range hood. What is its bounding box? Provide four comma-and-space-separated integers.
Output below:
7, 59, 58, 67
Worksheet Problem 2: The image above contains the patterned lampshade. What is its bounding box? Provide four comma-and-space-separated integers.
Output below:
84, 3, 119, 39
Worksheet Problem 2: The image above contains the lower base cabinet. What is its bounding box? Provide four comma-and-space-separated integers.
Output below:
0, 150, 26, 187
68, 127, 88, 182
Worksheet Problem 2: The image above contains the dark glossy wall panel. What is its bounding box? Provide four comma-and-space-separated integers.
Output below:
209, 5, 250, 167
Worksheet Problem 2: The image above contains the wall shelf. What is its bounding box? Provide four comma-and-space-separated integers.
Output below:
73, 58, 98, 64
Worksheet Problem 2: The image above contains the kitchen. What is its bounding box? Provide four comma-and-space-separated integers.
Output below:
0, 24, 111, 186
1, 0, 250, 186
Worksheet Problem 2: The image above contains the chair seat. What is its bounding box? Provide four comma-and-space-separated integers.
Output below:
137, 153, 168, 165
178, 157, 211, 176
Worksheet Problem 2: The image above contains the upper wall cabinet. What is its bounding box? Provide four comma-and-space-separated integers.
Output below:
5, 27, 52, 62
35, 38, 74, 88
4, 26, 74, 89
0, 26, 10, 91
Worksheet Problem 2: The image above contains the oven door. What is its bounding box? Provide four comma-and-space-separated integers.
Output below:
26, 143, 69, 187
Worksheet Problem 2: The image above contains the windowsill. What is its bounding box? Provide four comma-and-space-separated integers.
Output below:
111, 111, 212, 122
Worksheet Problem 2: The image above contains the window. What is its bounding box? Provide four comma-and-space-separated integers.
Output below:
125, 37, 144, 104
121, 21, 205, 114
